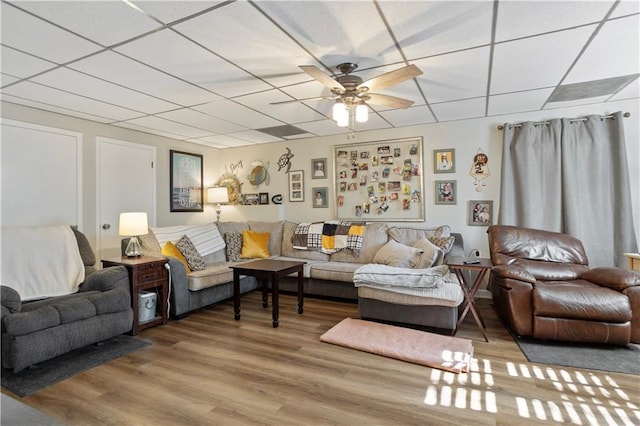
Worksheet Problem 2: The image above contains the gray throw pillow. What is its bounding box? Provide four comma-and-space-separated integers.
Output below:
224, 233, 243, 262
175, 235, 206, 271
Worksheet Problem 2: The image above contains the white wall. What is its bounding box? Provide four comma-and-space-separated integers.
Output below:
2, 98, 638, 261
214, 98, 640, 258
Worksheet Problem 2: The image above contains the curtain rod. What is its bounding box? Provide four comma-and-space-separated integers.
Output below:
497, 112, 630, 130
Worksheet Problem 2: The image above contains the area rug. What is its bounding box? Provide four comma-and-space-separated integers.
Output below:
1, 335, 151, 397
320, 318, 474, 373
512, 334, 640, 376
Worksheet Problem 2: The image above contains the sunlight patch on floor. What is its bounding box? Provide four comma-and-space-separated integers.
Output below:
424, 358, 639, 425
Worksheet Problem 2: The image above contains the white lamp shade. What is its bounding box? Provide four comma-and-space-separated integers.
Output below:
355, 103, 369, 123
207, 187, 230, 204
336, 106, 349, 127
332, 101, 346, 121
119, 212, 148, 236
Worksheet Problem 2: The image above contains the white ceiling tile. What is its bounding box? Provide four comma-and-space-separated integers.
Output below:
234, 90, 326, 124
564, 15, 640, 84
495, 1, 613, 42
123, 116, 214, 139
1, 94, 115, 124
379, 106, 436, 127
193, 100, 281, 129
227, 130, 283, 144
431, 98, 486, 122
255, 1, 403, 69
379, 1, 494, 59
157, 108, 247, 134
115, 29, 271, 98
185, 138, 231, 149
1, 46, 57, 78
295, 120, 354, 137
2, 81, 145, 121
173, 2, 319, 87
1, 74, 20, 86
610, 76, 640, 101
347, 114, 392, 132
69, 51, 220, 107
491, 26, 596, 94
32, 68, 178, 114
15, 1, 161, 46
0, 4, 102, 64
610, 0, 640, 17
197, 134, 257, 148
132, 1, 224, 24
415, 47, 490, 103
488, 89, 554, 116
113, 121, 189, 140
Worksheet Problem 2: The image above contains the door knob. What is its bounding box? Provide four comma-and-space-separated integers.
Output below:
102, 223, 111, 230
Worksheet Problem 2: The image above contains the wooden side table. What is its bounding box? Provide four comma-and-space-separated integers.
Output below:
102, 255, 168, 335
623, 253, 640, 272
447, 256, 493, 342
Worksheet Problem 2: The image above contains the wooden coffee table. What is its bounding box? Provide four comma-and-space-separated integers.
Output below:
230, 259, 306, 328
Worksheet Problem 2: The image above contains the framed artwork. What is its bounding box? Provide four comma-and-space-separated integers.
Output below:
244, 193, 259, 205
312, 158, 327, 179
469, 200, 493, 226
334, 137, 424, 221
289, 170, 304, 202
312, 187, 328, 208
434, 149, 455, 173
259, 192, 269, 205
435, 180, 456, 205
170, 150, 203, 212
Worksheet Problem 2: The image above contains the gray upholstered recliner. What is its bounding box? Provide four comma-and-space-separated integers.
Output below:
1, 228, 133, 373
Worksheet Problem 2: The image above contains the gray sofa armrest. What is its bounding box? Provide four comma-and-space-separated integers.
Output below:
1, 286, 21, 315
165, 257, 190, 318
79, 266, 129, 293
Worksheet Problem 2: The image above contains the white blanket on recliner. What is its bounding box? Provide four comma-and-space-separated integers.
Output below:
1, 225, 85, 301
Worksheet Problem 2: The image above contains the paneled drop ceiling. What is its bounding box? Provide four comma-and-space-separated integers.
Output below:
1, 0, 638, 149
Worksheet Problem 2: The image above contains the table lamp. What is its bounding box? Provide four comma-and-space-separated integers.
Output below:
119, 212, 148, 257
207, 187, 230, 222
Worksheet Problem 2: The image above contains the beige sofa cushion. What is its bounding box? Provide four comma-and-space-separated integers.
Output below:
217, 221, 249, 237
388, 225, 451, 245
281, 221, 330, 261
249, 220, 284, 256
329, 222, 389, 264
187, 263, 234, 291
372, 239, 423, 268
310, 262, 363, 282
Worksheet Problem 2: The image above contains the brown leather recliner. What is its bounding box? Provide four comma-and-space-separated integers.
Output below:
488, 225, 640, 345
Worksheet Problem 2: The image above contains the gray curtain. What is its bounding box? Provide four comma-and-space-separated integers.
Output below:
498, 111, 637, 268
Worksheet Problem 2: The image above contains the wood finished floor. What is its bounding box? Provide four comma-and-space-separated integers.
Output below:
2, 292, 639, 425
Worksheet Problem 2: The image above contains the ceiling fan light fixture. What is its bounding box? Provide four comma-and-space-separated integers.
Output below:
332, 101, 346, 121
336, 108, 349, 127
355, 102, 368, 123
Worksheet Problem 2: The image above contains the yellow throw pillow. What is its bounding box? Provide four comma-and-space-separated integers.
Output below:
162, 241, 191, 273
240, 230, 271, 259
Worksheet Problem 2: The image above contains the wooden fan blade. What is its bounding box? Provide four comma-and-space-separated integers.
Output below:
300, 65, 345, 91
359, 64, 422, 92
270, 95, 336, 105
365, 93, 415, 109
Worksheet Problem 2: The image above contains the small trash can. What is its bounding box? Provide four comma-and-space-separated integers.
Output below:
138, 291, 157, 323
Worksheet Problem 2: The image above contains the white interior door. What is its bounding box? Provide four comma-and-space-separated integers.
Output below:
1, 119, 82, 228
97, 137, 156, 262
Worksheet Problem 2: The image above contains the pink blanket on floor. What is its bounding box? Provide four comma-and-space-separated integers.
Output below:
320, 318, 474, 373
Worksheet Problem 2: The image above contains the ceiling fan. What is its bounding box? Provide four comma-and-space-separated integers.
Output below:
272, 62, 423, 126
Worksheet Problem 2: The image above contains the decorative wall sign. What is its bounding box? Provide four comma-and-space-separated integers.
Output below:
434, 149, 455, 173
277, 147, 294, 173
288, 170, 304, 202
247, 160, 269, 187
170, 150, 203, 212
468, 200, 493, 226
435, 180, 456, 205
470, 149, 490, 191
334, 137, 424, 221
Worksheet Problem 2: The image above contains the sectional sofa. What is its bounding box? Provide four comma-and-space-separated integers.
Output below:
138, 220, 466, 330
